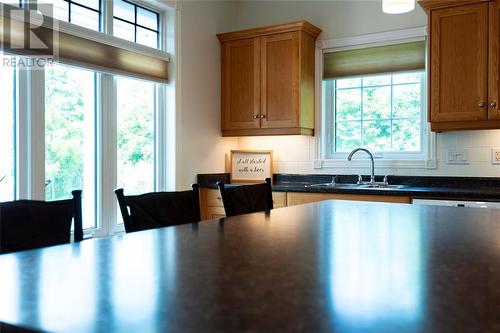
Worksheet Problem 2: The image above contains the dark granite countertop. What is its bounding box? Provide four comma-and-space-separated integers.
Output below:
2, 200, 500, 332
198, 173, 500, 201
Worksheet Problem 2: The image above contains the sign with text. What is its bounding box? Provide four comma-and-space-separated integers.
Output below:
230, 150, 273, 184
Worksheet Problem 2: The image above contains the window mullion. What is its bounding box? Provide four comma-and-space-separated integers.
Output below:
95, 73, 118, 237
103, 0, 113, 35
16, 66, 45, 200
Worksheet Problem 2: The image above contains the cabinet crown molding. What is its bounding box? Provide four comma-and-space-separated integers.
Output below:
217, 20, 322, 43
418, 0, 491, 13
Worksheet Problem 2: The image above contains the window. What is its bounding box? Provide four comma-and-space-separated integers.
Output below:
0, 0, 23, 7
322, 37, 428, 161
2, 0, 169, 236
113, 0, 159, 48
45, 64, 96, 229
0, 55, 17, 201
326, 71, 424, 156
116, 76, 156, 195
44, 0, 101, 31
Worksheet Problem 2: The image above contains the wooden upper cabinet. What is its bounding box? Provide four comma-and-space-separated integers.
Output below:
261, 32, 300, 129
489, 0, 500, 119
420, 0, 500, 131
221, 38, 261, 130
217, 21, 321, 137
430, 3, 488, 123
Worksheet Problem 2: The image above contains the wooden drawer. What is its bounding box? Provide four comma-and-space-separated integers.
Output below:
206, 189, 223, 207
207, 206, 226, 219
273, 191, 287, 208
287, 192, 411, 206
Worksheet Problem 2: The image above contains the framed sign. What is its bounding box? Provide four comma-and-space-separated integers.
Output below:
230, 150, 273, 183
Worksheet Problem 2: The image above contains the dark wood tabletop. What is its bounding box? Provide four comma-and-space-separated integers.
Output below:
1, 200, 500, 333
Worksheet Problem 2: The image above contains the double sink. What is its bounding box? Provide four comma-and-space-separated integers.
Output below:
306, 182, 406, 190
303, 148, 406, 191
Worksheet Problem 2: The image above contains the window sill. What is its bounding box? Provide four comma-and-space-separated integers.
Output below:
314, 158, 437, 170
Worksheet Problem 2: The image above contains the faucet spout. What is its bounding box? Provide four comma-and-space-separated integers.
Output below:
347, 148, 375, 184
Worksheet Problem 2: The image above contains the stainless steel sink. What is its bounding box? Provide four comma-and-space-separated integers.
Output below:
356, 184, 406, 190
306, 183, 406, 190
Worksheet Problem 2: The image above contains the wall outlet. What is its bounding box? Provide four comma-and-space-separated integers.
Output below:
492, 148, 500, 165
446, 149, 469, 165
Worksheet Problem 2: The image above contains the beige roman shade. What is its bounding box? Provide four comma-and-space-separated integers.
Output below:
323, 40, 426, 80
0, 12, 168, 83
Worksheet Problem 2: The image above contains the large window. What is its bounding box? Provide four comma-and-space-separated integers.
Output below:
45, 64, 96, 229
0, 56, 16, 201
113, 0, 159, 48
44, 0, 101, 31
1, 0, 167, 236
327, 72, 424, 155
322, 37, 427, 161
116, 77, 156, 195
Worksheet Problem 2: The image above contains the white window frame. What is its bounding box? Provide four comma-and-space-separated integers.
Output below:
314, 27, 437, 170
9, 0, 175, 238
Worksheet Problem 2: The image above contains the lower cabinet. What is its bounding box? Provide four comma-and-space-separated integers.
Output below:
200, 188, 410, 220
286, 192, 411, 206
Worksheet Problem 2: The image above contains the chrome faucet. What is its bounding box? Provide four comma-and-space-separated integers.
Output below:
347, 148, 376, 184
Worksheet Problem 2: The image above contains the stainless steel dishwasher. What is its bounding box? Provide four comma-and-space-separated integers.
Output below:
412, 199, 500, 209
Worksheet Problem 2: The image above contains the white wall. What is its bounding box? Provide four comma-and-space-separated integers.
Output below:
231, 1, 500, 178
174, 1, 238, 188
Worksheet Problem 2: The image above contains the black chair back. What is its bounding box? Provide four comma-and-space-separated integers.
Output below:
217, 178, 273, 217
115, 185, 201, 233
0, 190, 83, 254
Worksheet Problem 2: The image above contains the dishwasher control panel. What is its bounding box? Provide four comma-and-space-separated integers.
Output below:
413, 199, 500, 209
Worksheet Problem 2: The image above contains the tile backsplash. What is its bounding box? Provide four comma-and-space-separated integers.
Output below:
236, 130, 500, 177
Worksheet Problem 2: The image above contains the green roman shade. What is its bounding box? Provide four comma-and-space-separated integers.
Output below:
323, 40, 426, 80
0, 8, 169, 83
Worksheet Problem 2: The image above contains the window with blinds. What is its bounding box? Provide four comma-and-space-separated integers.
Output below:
322, 39, 427, 159
0, 1, 171, 236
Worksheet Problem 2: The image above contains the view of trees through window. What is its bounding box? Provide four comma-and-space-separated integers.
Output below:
45, 64, 96, 229
0, 56, 16, 201
332, 72, 423, 154
117, 77, 156, 196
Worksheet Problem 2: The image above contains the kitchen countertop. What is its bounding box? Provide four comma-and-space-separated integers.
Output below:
1, 200, 500, 332
198, 173, 500, 201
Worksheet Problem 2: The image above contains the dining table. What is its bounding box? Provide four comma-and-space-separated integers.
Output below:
1, 200, 500, 332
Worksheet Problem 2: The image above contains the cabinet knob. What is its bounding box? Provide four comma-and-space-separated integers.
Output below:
478, 101, 485, 108
253, 114, 259, 119
490, 101, 497, 108
260, 114, 266, 119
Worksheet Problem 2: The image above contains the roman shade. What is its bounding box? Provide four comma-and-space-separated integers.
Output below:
0, 11, 168, 83
323, 40, 426, 80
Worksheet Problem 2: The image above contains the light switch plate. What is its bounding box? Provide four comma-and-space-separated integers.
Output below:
446, 149, 469, 165
491, 148, 500, 165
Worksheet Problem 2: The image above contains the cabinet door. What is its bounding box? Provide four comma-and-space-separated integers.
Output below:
221, 38, 261, 130
261, 32, 300, 128
489, 0, 500, 119
430, 3, 488, 122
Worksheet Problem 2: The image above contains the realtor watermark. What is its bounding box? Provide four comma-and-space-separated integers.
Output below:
1, 2, 59, 68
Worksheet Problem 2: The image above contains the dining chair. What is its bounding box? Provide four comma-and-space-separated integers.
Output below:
114, 185, 201, 233
0, 190, 83, 254
217, 178, 273, 217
